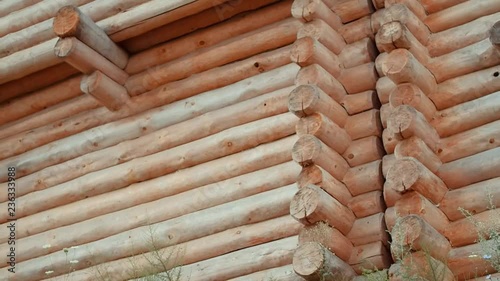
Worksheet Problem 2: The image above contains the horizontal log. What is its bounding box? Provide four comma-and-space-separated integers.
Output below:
371, 0, 384, 10
347, 213, 389, 247
331, 0, 374, 23
391, 215, 451, 262
383, 176, 403, 208
380, 49, 436, 96
395, 137, 442, 173
343, 160, 383, 196
122, 0, 287, 53
126, 18, 301, 95
444, 208, 500, 247
296, 113, 351, 154
430, 65, 500, 110
292, 135, 350, 181
448, 240, 496, 280
385, 157, 448, 204
0, 53, 297, 174
374, 51, 387, 77
80, 71, 130, 111
290, 184, 356, 234
54, 37, 128, 84
53, 5, 129, 69
389, 83, 436, 121
490, 20, 500, 46
344, 109, 383, 141
297, 19, 346, 55
376, 76, 396, 103
338, 62, 378, 94
0, 114, 297, 220
437, 147, 500, 189
342, 90, 381, 115
439, 120, 500, 163
391, 251, 454, 281
288, 84, 348, 127
5, 184, 299, 280
348, 190, 385, 218
420, 0, 466, 14
424, 0, 500, 33
387, 192, 450, 234
126, 0, 290, 74
297, 165, 353, 207
291, 0, 342, 31
291, 37, 342, 79
293, 242, 356, 280
380, 104, 390, 128
439, 177, 500, 221
339, 15, 373, 43
381, 154, 396, 178
295, 64, 346, 103
354, 270, 388, 281
342, 136, 384, 167
428, 12, 500, 57
339, 37, 377, 69
384, 0, 427, 20
228, 264, 302, 281
0, 136, 296, 244
382, 128, 401, 154
299, 222, 353, 261
348, 241, 392, 274
0, 0, 43, 18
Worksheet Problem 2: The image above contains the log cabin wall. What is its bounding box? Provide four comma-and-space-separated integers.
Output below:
0, 0, 498, 280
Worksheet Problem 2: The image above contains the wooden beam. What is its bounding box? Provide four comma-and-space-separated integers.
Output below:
54, 37, 128, 84
339, 15, 373, 43
342, 90, 381, 115
331, 0, 375, 23
338, 62, 378, 94
297, 19, 346, 55
389, 83, 436, 121
290, 184, 356, 235
448, 241, 496, 279
347, 213, 389, 247
419, 0, 467, 14
80, 71, 130, 111
342, 160, 383, 196
344, 109, 383, 140
291, 37, 342, 79
339, 37, 377, 69
348, 190, 385, 218
391, 252, 454, 281
342, 136, 384, 167
348, 241, 392, 274
296, 113, 351, 154
295, 64, 346, 103
445, 209, 500, 247
291, 0, 342, 31
299, 222, 353, 262
394, 137, 442, 173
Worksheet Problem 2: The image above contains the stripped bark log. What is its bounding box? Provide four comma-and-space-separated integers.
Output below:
448, 240, 496, 280
391, 252, 454, 281
339, 37, 378, 69
80, 71, 130, 111
348, 191, 385, 218
297, 19, 346, 55
376, 76, 396, 104
296, 113, 351, 154
444, 209, 500, 247
295, 64, 346, 103
394, 137, 442, 173
338, 62, 378, 94
344, 109, 382, 141
389, 83, 436, 121
331, 0, 375, 23
0, 0, 43, 18
343, 160, 383, 196
342, 90, 381, 115
291, 0, 342, 31
339, 16, 373, 43
420, 0, 467, 14
299, 222, 353, 261
290, 37, 342, 79
381, 154, 396, 178
342, 136, 384, 167
347, 213, 389, 247
228, 264, 302, 281
348, 241, 392, 274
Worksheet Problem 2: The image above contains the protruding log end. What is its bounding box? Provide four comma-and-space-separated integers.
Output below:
296, 113, 351, 154
386, 158, 419, 193
490, 21, 500, 46
80, 71, 129, 111
299, 222, 353, 262
54, 37, 76, 58
290, 37, 314, 65
53, 6, 80, 37
292, 134, 321, 166
380, 48, 411, 77
293, 242, 356, 280
288, 84, 319, 118
376, 21, 404, 52
389, 83, 436, 121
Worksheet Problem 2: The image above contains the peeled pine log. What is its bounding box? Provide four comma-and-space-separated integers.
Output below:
380, 103, 391, 128
126, 18, 301, 95
491, 20, 500, 46
0, 136, 296, 243
0, 114, 297, 220
339, 16, 373, 43
292, 135, 350, 181
342, 136, 384, 167
376, 21, 429, 65
394, 137, 442, 173
448, 240, 496, 280
126, 0, 291, 74
424, 0, 500, 33
343, 160, 383, 196
338, 62, 378, 94
438, 147, 500, 189
385, 157, 448, 204
389, 83, 436, 121
293, 242, 356, 280
291, 0, 342, 31
5, 185, 298, 280
288, 84, 348, 127
342, 90, 380, 115
439, 120, 500, 163
228, 264, 302, 281
53, 5, 128, 69
297, 19, 346, 56
122, 0, 287, 53
295, 64, 346, 103
384, 0, 427, 20
387, 105, 440, 152
0, 0, 43, 18
344, 109, 382, 141
80, 71, 130, 111
420, 0, 467, 14
299, 222, 353, 261
379, 49, 436, 96
386, 192, 450, 233
290, 37, 342, 79
348, 191, 385, 218
440, 177, 500, 221
376, 76, 396, 103
382, 154, 396, 178
432, 92, 500, 138
382, 128, 401, 154
331, 0, 375, 23
348, 241, 392, 274
339, 37, 377, 69
296, 113, 351, 154
445, 208, 500, 247
297, 165, 352, 206
54, 37, 128, 84
428, 65, 500, 111
290, 184, 355, 235
390, 252, 454, 281
347, 213, 389, 247
391, 215, 451, 262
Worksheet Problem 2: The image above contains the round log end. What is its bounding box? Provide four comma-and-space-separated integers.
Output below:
297, 165, 323, 188
80, 71, 102, 94
389, 83, 422, 107
377, 22, 404, 49
386, 158, 420, 193
381, 49, 411, 76
290, 37, 314, 65
296, 113, 321, 136
53, 6, 81, 37
490, 21, 500, 46
292, 135, 321, 166
298, 21, 321, 40
288, 85, 319, 118
386, 105, 416, 136
293, 242, 325, 277
392, 215, 423, 247
54, 37, 76, 58
290, 185, 319, 222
